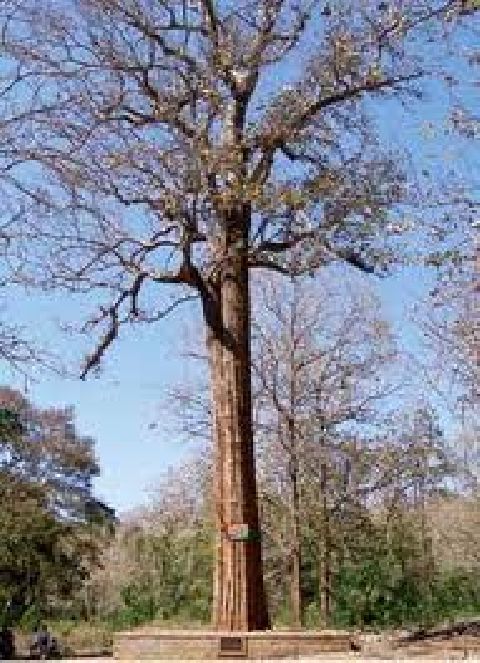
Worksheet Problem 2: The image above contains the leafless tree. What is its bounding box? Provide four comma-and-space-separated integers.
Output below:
422, 242, 479, 410
253, 270, 399, 624
0, 319, 37, 372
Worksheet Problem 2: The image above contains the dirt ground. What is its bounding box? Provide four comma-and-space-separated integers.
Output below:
359, 619, 480, 658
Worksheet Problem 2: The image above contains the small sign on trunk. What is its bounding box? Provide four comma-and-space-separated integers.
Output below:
226, 523, 261, 542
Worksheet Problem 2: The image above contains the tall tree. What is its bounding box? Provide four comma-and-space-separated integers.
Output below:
0, 0, 475, 630
253, 271, 397, 625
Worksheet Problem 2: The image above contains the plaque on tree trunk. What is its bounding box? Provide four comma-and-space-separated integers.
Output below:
218, 636, 247, 657
226, 523, 261, 542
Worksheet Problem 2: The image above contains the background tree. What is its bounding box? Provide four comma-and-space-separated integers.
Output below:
89, 402, 478, 632
91, 453, 213, 628
253, 270, 398, 625
0, 387, 101, 520
0, 0, 476, 630
0, 390, 112, 627
163, 270, 467, 627
422, 243, 479, 410
0, 320, 38, 374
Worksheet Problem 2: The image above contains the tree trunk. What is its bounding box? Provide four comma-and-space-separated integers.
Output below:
288, 282, 303, 628
206, 220, 269, 631
319, 458, 332, 626
290, 459, 303, 628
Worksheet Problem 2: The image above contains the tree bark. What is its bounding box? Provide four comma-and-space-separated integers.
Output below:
290, 454, 303, 628
287, 282, 303, 628
206, 219, 270, 631
319, 457, 332, 626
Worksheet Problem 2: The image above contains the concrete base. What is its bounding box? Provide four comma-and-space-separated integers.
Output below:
114, 628, 354, 660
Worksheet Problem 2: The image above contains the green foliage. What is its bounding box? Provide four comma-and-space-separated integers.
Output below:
118, 581, 157, 627
303, 602, 322, 629
0, 389, 112, 628
0, 387, 100, 521
99, 508, 480, 633
333, 557, 419, 627
100, 522, 213, 631
0, 471, 87, 628
0, 407, 21, 432
429, 570, 480, 622
331, 544, 480, 628
17, 605, 42, 632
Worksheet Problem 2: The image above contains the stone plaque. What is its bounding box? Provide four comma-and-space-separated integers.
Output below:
219, 636, 247, 657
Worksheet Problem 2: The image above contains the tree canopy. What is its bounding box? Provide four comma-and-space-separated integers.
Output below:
0, 0, 476, 373
0, 390, 112, 627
